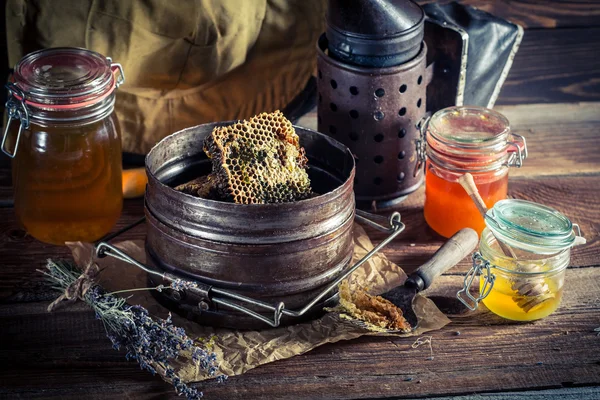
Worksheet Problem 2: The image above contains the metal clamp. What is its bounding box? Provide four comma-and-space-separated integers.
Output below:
573, 223, 582, 237
110, 63, 126, 88
506, 133, 528, 168
414, 114, 430, 177
107, 57, 125, 88
2, 83, 30, 158
456, 252, 495, 311
94, 211, 406, 328
572, 223, 587, 247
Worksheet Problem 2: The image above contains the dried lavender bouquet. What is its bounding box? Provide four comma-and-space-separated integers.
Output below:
39, 259, 226, 399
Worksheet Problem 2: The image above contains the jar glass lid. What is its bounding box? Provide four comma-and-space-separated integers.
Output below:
484, 199, 581, 254
429, 106, 510, 147
12, 47, 115, 106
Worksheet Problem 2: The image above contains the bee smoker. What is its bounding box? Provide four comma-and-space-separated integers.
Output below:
317, 0, 429, 210
317, 0, 524, 210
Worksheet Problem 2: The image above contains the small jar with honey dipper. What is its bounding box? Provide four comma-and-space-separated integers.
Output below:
456, 177, 586, 321
423, 106, 527, 238
2, 48, 125, 245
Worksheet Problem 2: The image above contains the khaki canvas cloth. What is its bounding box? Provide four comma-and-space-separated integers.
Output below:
6, 0, 325, 153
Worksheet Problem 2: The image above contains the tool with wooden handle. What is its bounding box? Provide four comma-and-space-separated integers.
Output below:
381, 228, 479, 327
458, 173, 551, 312
351, 228, 479, 332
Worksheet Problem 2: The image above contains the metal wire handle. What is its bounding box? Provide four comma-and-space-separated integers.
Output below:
94, 211, 406, 328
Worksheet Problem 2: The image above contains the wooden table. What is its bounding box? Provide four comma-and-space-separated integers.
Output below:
2, 1, 600, 397
1, 101, 599, 399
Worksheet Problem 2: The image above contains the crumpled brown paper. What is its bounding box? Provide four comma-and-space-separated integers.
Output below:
67, 224, 450, 383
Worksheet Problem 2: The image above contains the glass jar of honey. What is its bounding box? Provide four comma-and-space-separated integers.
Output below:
457, 199, 585, 321
2, 48, 125, 245
423, 106, 527, 238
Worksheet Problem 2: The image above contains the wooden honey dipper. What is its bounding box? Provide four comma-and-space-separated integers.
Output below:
458, 173, 554, 312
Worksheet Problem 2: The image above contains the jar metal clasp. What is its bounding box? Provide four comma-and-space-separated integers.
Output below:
1, 83, 30, 158
572, 223, 587, 246
414, 114, 431, 177
108, 57, 126, 88
506, 133, 528, 168
457, 252, 496, 311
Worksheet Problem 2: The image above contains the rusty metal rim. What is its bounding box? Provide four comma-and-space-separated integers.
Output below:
144, 180, 355, 244
145, 123, 355, 211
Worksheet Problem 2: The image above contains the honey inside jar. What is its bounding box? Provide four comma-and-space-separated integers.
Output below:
480, 274, 563, 321
12, 118, 123, 244
478, 233, 567, 321
424, 106, 526, 238
424, 160, 507, 237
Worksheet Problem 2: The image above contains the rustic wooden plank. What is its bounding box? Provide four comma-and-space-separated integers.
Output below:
186, 268, 600, 399
498, 28, 600, 104
0, 198, 145, 299
0, 165, 12, 207
0, 268, 598, 399
497, 102, 600, 177
417, 387, 600, 400
298, 102, 600, 179
417, 0, 600, 29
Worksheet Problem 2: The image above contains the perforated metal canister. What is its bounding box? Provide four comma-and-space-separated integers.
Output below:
317, 35, 430, 208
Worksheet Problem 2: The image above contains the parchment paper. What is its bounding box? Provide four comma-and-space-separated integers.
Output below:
67, 224, 450, 383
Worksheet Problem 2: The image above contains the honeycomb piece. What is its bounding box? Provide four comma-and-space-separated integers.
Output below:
175, 174, 220, 199
338, 281, 412, 332
203, 110, 312, 204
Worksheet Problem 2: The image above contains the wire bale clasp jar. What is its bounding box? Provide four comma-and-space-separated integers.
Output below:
95, 122, 406, 329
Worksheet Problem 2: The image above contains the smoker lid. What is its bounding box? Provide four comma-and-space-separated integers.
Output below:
326, 0, 424, 67
327, 0, 423, 37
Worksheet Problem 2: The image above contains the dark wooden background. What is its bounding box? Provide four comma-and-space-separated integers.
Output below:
1, 1, 600, 399
418, 0, 600, 104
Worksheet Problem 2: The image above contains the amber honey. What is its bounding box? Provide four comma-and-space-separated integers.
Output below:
4, 48, 125, 245
12, 117, 122, 244
423, 106, 526, 238
480, 274, 563, 321
424, 162, 507, 237
459, 226, 574, 322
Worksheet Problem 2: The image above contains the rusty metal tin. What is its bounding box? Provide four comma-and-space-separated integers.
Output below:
317, 34, 429, 208
143, 122, 356, 328
145, 123, 355, 244
145, 204, 354, 296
